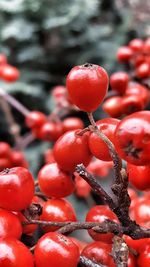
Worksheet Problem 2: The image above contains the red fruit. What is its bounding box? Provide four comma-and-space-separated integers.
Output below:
44, 149, 55, 164
0, 54, 7, 65
127, 164, 150, 191
52, 85, 66, 98
0, 238, 34, 267
75, 173, 91, 198
137, 242, 150, 267
82, 241, 115, 266
129, 39, 144, 53
38, 163, 75, 198
11, 151, 28, 168
88, 118, 120, 161
102, 96, 123, 118
53, 130, 92, 172
87, 159, 113, 177
34, 232, 80, 267
25, 111, 47, 129
136, 62, 150, 78
134, 54, 146, 67
117, 46, 133, 62
115, 111, 150, 165
40, 199, 77, 232
0, 158, 12, 171
38, 122, 63, 141
110, 71, 129, 94
143, 37, 150, 54
0, 209, 22, 239
0, 142, 12, 157
1, 64, 20, 82
122, 95, 144, 115
63, 117, 84, 132
133, 199, 150, 227
86, 205, 118, 243
16, 211, 37, 235
126, 82, 150, 106
124, 235, 150, 253
70, 237, 87, 253
66, 63, 109, 112
0, 167, 34, 211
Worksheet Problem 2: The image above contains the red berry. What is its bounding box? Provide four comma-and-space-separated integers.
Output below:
126, 82, 150, 106
137, 242, 150, 267
133, 199, 150, 227
52, 85, 66, 98
0, 167, 34, 211
115, 111, 150, 165
87, 159, 113, 177
117, 46, 133, 62
62, 117, 84, 132
86, 205, 118, 243
136, 62, 150, 78
75, 173, 91, 198
127, 164, 150, 191
110, 71, 129, 94
53, 130, 92, 172
122, 95, 144, 115
0, 209, 22, 239
34, 232, 80, 267
129, 39, 144, 53
143, 37, 150, 54
38, 163, 75, 198
11, 151, 28, 168
44, 149, 55, 164
102, 96, 123, 118
0, 158, 12, 171
40, 199, 77, 232
38, 122, 63, 141
66, 63, 109, 112
124, 235, 150, 253
25, 111, 47, 129
1, 64, 20, 82
0, 238, 34, 267
0, 142, 12, 157
0, 54, 7, 65
134, 54, 146, 67
88, 118, 120, 161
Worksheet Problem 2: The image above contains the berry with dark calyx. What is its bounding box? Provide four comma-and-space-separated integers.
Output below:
34, 232, 80, 267
40, 198, 77, 232
117, 46, 133, 62
86, 205, 118, 243
53, 130, 92, 172
115, 111, 150, 166
1, 64, 20, 82
62, 117, 84, 132
66, 63, 109, 112
38, 121, 63, 142
25, 111, 47, 129
38, 163, 75, 198
88, 118, 120, 161
0, 167, 34, 211
102, 96, 123, 118
127, 164, 150, 191
110, 71, 129, 95
0, 237, 34, 267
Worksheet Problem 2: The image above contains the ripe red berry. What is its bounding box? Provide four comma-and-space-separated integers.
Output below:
0, 167, 34, 211
25, 111, 47, 129
122, 95, 144, 115
143, 37, 150, 54
66, 63, 109, 112
127, 164, 150, 191
0, 142, 12, 157
86, 205, 118, 243
40, 198, 77, 232
52, 85, 66, 98
44, 149, 55, 164
110, 71, 129, 94
117, 46, 133, 62
38, 122, 63, 141
115, 111, 150, 165
88, 118, 120, 161
129, 38, 144, 53
38, 163, 75, 198
1, 64, 20, 82
62, 117, 84, 132
0, 209, 22, 239
0, 158, 12, 171
124, 235, 150, 253
75, 173, 91, 198
34, 232, 80, 267
125, 82, 150, 106
102, 96, 123, 118
53, 130, 92, 172
133, 199, 150, 228
137, 242, 150, 267
10, 151, 28, 168
0, 237, 34, 267
136, 62, 150, 78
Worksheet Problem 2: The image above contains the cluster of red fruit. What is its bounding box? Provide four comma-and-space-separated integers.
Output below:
0, 142, 28, 171
0, 54, 20, 82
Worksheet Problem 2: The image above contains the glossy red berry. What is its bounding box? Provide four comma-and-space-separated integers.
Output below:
117, 46, 133, 62
136, 62, 150, 78
25, 111, 47, 129
0, 209, 22, 239
40, 198, 77, 232
102, 96, 123, 118
0, 158, 12, 171
10, 151, 28, 168
62, 117, 84, 132
110, 71, 129, 94
66, 63, 109, 112
38, 122, 63, 141
137, 242, 150, 267
53, 130, 92, 172
125, 82, 150, 106
34, 232, 80, 267
127, 164, 150, 191
133, 199, 150, 227
115, 111, 150, 165
124, 235, 150, 253
122, 95, 144, 115
129, 39, 144, 53
0, 142, 12, 157
1, 64, 20, 82
0, 238, 34, 267
0, 167, 34, 211
88, 118, 120, 161
38, 163, 75, 198
86, 205, 118, 243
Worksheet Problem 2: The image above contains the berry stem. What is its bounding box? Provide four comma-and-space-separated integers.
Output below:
112, 236, 129, 267
79, 256, 105, 267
